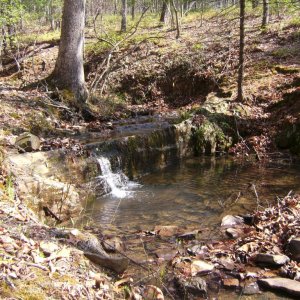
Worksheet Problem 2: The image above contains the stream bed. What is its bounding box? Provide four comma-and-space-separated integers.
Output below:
82, 156, 300, 299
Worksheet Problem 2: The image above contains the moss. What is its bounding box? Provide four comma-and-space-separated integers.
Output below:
274, 65, 300, 74
272, 47, 298, 58
191, 117, 233, 156
24, 113, 55, 137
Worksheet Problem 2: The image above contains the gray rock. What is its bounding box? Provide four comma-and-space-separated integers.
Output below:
258, 278, 300, 297
188, 244, 209, 257
191, 260, 214, 276
255, 253, 290, 266
226, 228, 243, 239
176, 276, 207, 297
287, 237, 300, 262
221, 215, 244, 227
243, 282, 260, 295
15, 132, 40, 152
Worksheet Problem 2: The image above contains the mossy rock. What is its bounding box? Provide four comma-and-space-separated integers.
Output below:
191, 118, 232, 156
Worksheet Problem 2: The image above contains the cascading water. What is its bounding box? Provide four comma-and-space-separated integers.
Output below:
97, 156, 139, 198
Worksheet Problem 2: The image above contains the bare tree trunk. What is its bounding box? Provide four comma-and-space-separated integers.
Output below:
114, 0, 118, 14
237, 0, 245, 102
262, 0, 269, 28
121, 0, 127, 32
51, 0, 87, 104
171, 0, 180, 39
131, 0, 135, 20
160, 1, 168, 23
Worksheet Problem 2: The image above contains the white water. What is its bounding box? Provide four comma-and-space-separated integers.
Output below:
97, 157, 139, 198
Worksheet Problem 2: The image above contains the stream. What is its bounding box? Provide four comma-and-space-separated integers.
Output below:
86, 156, 300, 236
80, 156, 300, 299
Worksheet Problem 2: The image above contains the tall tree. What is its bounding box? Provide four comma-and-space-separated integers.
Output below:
121, 0, 127, 32
51, 0, 87, 104
237, 0, 245, 102
262, 0, 269, 28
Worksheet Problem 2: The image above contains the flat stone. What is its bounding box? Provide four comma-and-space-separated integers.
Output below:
154, 225, 179, 237
155, 248, 177, 261
177, 230, 198, 240
221, 215, 244, 227
15, 132, 40, 152
243, 282, 260, 295
223, 278, 239, 288
258, 278, 300, 297
218, 258, 235, 270
191, 260, 214, 276
39, 241, 59, 256
287, 237, 300, 262
255, 253, 290, 266
226, 228, 243, 239
102, 237, 124, 253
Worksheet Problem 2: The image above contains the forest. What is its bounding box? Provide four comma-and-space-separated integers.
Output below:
0, 0, 300, 299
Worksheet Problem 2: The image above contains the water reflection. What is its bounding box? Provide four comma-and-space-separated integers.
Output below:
87, 157, 300, 235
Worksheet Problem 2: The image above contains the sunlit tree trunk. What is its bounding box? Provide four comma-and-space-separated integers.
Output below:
237, 0, 245, 102
262, 0, 269, 28
160, 1, 169, 23
51, 0, 87, 104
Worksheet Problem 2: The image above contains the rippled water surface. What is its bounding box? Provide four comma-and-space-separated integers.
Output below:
86, 157, 300, 235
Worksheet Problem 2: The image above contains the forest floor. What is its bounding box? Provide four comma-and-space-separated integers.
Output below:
0, 9, 300, 300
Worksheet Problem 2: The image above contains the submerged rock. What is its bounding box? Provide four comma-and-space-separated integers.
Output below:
155, 248, 177, 261
175, 275, 207, 297
258, 278, 300, 297
243, 282, 260, 295
255, 254, 290, 267
154, 225, 179, 237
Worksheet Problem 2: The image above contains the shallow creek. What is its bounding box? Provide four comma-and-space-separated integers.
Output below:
82, 157, 300, 299
87, 157, 300, 235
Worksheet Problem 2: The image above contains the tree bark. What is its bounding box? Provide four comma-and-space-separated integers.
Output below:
171, 0, 180, 39
262, 0, 269, 28
160, 1, 168, 23
131, 0, 135, 20
121, 0, 127, 32
51, 0, 87, 104
237, 0, 245, 102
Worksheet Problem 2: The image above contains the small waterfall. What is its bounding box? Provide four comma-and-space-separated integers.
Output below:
97, 156, 138, 198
